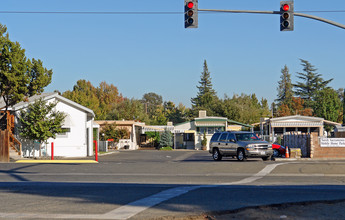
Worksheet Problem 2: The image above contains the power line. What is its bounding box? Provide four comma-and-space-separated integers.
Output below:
0, 10, 344, 15
0, 11, 182, 15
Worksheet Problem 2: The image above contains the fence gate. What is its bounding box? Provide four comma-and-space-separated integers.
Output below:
0, 130, 9, 162
283, 132, 311, 157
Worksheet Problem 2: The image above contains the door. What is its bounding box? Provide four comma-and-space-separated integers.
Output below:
218, 132, 230, 155
226, 133, 237, 156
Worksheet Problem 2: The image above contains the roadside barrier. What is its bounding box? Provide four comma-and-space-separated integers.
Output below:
285, 146, 290, 158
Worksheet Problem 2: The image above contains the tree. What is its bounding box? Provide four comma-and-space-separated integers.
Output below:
108, 98, 149, 122
0, 24, 52, 112
191, 60, 218, 116
159, 129, 173, 148
18, 98, 66, 157
293, 59, 333, 108
314, 88, 342, 124
276, 65, 293, 109
63, 80, 124, 120
100, 123, 130, 142
142, 92, 163, 117
63, 80, 100, 117
163, 101, 187, 124
97, 81, 124, 119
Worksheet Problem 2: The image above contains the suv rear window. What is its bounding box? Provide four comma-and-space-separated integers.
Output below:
211, 133, 221, 142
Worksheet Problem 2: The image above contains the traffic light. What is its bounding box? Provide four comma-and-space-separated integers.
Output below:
184, 0, 198, 28
280, 1, 294, 31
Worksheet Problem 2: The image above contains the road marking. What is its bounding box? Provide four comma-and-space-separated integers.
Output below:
94, 163, 286, 219
101, 186, 201, 220
0, 163, 285, 219
219, 163, 285, 185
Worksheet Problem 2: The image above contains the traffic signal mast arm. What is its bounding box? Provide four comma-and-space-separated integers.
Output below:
198, 9, 345, 30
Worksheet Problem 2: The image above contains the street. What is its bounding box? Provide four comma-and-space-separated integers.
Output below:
1, 150, 345, 219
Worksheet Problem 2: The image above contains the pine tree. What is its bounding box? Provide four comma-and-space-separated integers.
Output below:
191, 60, 217, 115
276, 65, 293, 108
159, 129, 173, 148
293, 59, 333, 108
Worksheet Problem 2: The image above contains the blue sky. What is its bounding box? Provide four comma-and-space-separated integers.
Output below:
1, 0, 344, 107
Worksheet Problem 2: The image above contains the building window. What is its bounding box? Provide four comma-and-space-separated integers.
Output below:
57, 127, 71, 137
183, 133, 194, 141
198, 127, 224, 134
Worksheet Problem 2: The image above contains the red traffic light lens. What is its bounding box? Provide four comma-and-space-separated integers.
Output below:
187, 2, 194, 9
282, 4, 290, 11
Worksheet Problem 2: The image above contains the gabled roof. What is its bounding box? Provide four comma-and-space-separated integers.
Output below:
1, 92, 95, 118
270, 115, 324, 122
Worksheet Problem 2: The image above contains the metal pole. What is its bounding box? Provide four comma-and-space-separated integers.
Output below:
199, 9, 345, 30
94, 140, 98, 162
51, 142, 54, 160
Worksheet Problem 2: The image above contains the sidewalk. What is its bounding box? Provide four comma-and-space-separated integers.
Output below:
274, 157, 345, 161
13, 150, 119, 163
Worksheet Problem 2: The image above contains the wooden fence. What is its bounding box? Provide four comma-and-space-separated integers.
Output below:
283, 132, 311, 157
0, 130, 9, 162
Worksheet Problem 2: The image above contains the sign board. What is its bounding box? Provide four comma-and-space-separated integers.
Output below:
320, 138, 345, 147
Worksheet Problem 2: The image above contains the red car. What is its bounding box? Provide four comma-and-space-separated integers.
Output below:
272, 143, 290, 157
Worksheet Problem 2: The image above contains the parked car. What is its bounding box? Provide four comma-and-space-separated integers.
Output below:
272, 143, 290, 158
209, 131, 273, 161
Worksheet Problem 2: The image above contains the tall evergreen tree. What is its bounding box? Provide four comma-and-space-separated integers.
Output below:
276, 65, 293, 108
293, 59, 333, 108
191, 60, 217, 115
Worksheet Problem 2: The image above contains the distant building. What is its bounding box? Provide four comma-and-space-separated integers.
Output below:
173, 111, 253, 150
259, 115, 341, 139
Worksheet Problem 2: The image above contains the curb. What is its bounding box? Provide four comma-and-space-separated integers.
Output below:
274, 157, 345, 161
15, 160, 98, 164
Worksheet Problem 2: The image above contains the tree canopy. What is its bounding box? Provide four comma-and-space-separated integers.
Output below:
18, 98, 66, 144
0, 24, 52, 112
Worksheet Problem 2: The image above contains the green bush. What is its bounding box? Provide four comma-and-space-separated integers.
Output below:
159, 146, 173, 151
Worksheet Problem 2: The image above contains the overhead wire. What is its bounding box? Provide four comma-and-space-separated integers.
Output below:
0, 10, 344, 15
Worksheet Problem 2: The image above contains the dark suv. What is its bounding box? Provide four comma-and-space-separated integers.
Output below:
209, 131, 273, 161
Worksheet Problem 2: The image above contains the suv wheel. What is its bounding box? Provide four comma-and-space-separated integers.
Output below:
237, 149, 246, 161
262, 156, 270, 161
212, 148, 222, 161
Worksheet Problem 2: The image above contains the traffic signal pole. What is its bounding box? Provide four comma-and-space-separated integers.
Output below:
198, 9, 345, 30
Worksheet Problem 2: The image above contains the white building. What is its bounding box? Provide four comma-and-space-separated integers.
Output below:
2, 93, 95, 158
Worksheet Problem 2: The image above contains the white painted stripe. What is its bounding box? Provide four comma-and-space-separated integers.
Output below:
0, 163, 285, 219
102, 186, 201, 219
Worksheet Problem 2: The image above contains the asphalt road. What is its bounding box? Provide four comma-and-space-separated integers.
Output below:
1, 150, 345, 219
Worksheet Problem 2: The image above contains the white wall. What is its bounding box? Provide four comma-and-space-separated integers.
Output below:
46, 100, 89, 157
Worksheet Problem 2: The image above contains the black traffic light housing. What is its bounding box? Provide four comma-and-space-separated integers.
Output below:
280, 1, 294, 31
184, 0, 198, 28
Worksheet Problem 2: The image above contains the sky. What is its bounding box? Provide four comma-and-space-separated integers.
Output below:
1, 0, 345, 108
